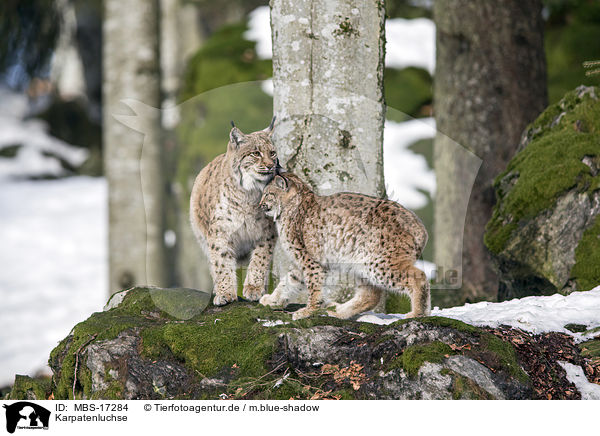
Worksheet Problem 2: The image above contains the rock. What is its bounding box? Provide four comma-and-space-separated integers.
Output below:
14, 287, 539, 400
485, 86, 600, 300
4, 375, 51, 401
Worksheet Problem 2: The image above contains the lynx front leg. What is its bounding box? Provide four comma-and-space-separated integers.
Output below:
292, 259, 325, 320
243, 239, 275, 301
208, 243, 238, 306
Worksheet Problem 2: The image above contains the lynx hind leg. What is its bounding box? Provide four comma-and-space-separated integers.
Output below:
394, 264, 431, 318
328, 285, 382, 319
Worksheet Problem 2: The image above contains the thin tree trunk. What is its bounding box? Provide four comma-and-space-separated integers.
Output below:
271, 0, 386, 306
103, 0, 166, 295
433, 0, 547, 306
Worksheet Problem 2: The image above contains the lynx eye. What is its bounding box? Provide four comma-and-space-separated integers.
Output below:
270, 151, 277, 157
249, 151, 260, 158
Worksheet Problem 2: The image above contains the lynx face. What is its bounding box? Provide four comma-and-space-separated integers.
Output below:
230, 123, 279, 191
260, 174, 292, 219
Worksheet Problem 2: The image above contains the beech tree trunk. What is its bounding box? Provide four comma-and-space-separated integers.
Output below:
103, 0, 167, 295
433, 0, 547, 306
271, 0, 386, 306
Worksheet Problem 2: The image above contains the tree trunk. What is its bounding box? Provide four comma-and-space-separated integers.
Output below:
271, 0, 386, 306
103, 0, 167, 295
433, 0, 547, 306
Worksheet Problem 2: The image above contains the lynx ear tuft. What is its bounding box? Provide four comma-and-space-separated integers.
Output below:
274, 174, 288, 190
263, 116, 276, 136
229, 125, 245, 148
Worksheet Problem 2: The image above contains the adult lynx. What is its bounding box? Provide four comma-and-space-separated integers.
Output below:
190, 119, 278, 306
259, 172, 430, 320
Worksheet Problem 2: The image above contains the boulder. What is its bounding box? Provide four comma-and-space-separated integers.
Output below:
485, 85, 600, 300
33, 287, 538, 399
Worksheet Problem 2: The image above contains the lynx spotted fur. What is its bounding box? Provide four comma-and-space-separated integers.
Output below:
190, 120, 278, 306
259, 172, 430, 320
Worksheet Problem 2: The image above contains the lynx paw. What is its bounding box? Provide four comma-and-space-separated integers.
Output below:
404, 310, 428, 319
292, 307, 314, 320
259, 293, 288, 308
243, 284, 264, 301
213, 290, 237, 306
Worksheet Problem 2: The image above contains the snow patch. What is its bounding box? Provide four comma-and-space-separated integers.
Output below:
258, 318, 289, 327
244, 6, 272, 60
385, 18, 436, 74
0, 177, 108, 387
358, 286, 600, 342
558, 361, 600, 400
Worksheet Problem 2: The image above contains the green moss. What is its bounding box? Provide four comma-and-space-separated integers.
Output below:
388, 317, 528, 383
478, 333, 530, 384
451, 373, 494, 400
571, 215, 600, 291
392, 341, 453, 377
357, 322, 379, 335
403, 316, 481, 335
385, 293, 411, 314
579, 338, 600, 358
50, 287, 208, 399
8, 375, 52, 400
333, 17, 359, 37
0, 144, 21, 158
485, 86, 600, 283
564, 323, 588, 333
141, 303, 279, 379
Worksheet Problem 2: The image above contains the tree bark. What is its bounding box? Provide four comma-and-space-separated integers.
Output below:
271, 0, 386, 306
103, 0, 167, 295
433, 0, 547, 305
271, 0, 386, 197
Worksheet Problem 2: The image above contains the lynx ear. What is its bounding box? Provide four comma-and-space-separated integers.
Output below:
262, 116, 276, 137
229, 121, 245, 148
274, 174, 288, 190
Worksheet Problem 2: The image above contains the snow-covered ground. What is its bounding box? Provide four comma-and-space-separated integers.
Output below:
559, 362, 600, 400
0, 177, 108, 387
358, 286, 600, 342
0, 87, 107, 387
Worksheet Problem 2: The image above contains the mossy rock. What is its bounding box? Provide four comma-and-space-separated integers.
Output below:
6, 375, 52, 401
34, 287, 537, 400
485, 86, 600, 299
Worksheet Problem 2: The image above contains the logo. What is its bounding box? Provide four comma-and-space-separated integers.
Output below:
2, 402, 50, 433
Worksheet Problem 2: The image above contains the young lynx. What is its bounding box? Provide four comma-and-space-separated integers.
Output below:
190, 119, 278, 306
259, 172, 430, 320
